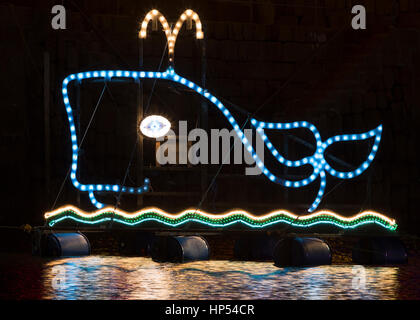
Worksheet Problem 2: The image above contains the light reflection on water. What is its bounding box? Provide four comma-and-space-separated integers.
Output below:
42, 256, 400, 300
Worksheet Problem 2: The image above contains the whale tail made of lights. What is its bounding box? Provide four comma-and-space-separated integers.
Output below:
251, 119, 382, 212
61, 9, 383, 212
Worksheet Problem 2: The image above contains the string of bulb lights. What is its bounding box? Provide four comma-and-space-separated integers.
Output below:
44, 205, 397, 230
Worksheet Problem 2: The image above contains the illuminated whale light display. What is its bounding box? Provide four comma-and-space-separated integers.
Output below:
45, 9, 396, 231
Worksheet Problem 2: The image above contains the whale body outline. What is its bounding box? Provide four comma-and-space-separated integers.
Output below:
61, 67, 382, 212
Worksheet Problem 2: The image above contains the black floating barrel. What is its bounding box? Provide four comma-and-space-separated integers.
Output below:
46, 232, 90, 257
151, 236, 209, 262
273, 237, 332, 267
352, 237, 407, 265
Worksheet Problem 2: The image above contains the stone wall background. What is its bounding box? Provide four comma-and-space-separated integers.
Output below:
1, 0, 419, 234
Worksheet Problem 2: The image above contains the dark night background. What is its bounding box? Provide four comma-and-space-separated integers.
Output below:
1, 0, 419, 234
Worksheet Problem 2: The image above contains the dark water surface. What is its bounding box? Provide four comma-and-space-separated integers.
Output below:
0, 253, 418, 299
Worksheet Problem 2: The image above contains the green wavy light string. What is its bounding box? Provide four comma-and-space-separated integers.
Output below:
45, 208, 397, 230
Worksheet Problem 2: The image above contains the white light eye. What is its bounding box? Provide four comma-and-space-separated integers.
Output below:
140, 115, 171, 138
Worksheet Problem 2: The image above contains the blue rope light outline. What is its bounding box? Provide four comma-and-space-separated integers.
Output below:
62, 67, 382, 211
250, 119, 382, 211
